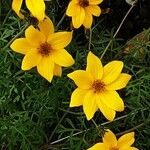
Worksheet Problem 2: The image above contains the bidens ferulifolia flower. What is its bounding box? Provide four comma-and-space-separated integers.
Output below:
88, 130, 138, 150
12, 0, 45, 21
10, 17, 74, 82
68, 52, 131, 121
66, 0, 103, 28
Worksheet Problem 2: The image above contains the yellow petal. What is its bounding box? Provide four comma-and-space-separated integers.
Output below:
25, 26, 46, 47
89, 0, 103, 5
38, 16, 54, 39
70, 88, 88, 107
106, 73, 131, 90
86, 5, 101, 16
83, 90, 98, 120
96, 95, 116, 121
52, 49, 74, 67
53, 64, 62, 77
48, 32, 72, 49
10, 38, 34, 54
67, 70, 93, 89
103, 130, 117, 147
120, 147, 139, 150
83, 9, 93, 28
66, 1, 77, 16
25, 0, 45, 21
98, 90, 124, 111
102, 61, 123, 85
12, 0, 24, 19
118, 132, 135, 149
37, 56, 54, 82
88, 143, 108, 150
72, 7, 85, 28
22, 50, 41, 70
86, 51, 103, 80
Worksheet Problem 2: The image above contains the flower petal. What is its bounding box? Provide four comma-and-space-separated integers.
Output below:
89, 0, 103, 5
120, 147, 139, 150
96, 95, 116, 121
67, 70, 93, 89
83, 9, 93, 28
83, 90, 98, 120
25, 0, 45, 21
12, 0, 24, 19
118, 132, 135, 148
70, 88, 88, 107
10, 38, 34, 54
86, 5, 101, 16
66, 1, 77, 16
103, 129, 117, 147
25, 26, 46, 47
21, 50, 41, 70
98, 90, 124, 111
106, 73, 131, 90
48, 32, 72, 49
37, 56, 54, 82
52, 49, 74, 67
102, 61, 123, 84
53, 64, 62, 77
72, 7, 85, 28
38, 16, 54, 38
88, 143, 109, 150
86, 51, 103, 80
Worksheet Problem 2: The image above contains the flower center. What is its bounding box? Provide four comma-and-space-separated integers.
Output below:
79, 0, 89, 7
111, 147, 119, 150
92, 80, 105, 93
38, 43, 52, 57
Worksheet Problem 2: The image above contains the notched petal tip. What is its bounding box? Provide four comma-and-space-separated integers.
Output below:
118, 131, 135, 148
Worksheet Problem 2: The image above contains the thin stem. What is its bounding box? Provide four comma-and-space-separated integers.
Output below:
50, 112, 137, 144
91, 119, 98, 128
116, 122, 145, 137
48, 108, 69, 141
2, 22, 29, 50
59, 108, 83, 115
56, 12, 66, 29
91, 19, 104, 31
88, 28, 92, 51
100, 3, 135, 59
1, 9, 12, 28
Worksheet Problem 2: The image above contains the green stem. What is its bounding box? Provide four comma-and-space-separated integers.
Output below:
88, 28, 92, 51
2, 22, 29, 50
100, 3, 135, 59
56, 12, 66, 29
1, 9, 12, 28
116, 122, 145, 137
50, 111, 138, 144
48, 108, 69, 141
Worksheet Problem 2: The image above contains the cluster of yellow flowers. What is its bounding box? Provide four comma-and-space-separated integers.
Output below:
10, 0, 138, 149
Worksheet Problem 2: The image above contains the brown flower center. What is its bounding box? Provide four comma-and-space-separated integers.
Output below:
79, 0, 89, 7
92, 80, 105, 93
38, 43, 52, 57
111, 147, 119, 150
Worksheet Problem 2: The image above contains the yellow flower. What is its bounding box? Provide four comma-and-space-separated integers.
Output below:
66, 0, 103, 28
67, 52, 131, 121
88, 130, 139, 150
10, 17, 74, 82
12, 0, 45, 21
